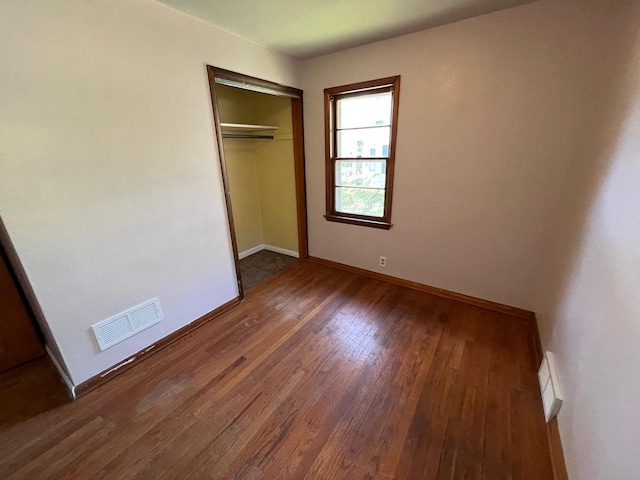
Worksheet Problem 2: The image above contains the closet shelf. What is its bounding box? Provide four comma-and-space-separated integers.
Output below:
220, 123, 279, 132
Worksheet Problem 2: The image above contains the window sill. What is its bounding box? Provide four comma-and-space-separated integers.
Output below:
324, 214, 392, 230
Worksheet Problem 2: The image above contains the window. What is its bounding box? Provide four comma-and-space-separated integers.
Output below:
324, 76, 400, 229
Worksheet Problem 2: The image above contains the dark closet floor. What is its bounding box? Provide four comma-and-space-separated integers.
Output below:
239, 250, 297, 291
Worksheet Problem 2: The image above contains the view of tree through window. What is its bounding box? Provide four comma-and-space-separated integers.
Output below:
325, 76, 400, 229
335, 160, 386, 216
335, 92, 391, 217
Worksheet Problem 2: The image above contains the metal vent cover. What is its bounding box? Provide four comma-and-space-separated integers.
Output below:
92, 298, 163, 351
538, 351, 563, 422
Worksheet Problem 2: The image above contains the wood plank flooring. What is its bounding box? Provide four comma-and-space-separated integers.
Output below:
0, 261, 554, 479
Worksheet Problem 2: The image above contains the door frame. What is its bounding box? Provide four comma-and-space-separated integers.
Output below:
0, 218, 46, 368
206, 66, 308, 299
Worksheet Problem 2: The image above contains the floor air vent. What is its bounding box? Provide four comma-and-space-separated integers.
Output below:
92, 298, 163, 351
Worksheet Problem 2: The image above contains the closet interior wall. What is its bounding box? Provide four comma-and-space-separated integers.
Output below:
216, 85, 299, 258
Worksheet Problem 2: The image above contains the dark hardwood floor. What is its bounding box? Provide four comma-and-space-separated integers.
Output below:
0, 261, 553, 479
0, 356, 70, 427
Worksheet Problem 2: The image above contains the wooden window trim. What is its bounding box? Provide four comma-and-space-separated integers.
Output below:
324, 76, 400, 230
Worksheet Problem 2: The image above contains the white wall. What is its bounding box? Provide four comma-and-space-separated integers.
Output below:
301, 0, 634, 312
303, 1, 640, 478
0, 0, 299, 385
535, 3, 640, 479
2, 0, 639, 476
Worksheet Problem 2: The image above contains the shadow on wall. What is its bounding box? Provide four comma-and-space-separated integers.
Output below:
536, 3, 640, 341
534, 2, 640, 479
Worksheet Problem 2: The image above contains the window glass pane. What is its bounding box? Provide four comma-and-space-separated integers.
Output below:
337, 126, 390, 158
335, 187, 385, 217
337, 92, 392, 129
336, 160, 386, 189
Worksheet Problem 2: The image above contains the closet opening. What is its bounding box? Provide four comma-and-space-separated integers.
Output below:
206, 67, 308, 296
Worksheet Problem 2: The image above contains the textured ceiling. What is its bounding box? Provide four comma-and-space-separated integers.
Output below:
157, 0, 537, 59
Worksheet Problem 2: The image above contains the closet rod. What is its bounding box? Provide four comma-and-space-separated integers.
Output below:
222, 134, 274, 140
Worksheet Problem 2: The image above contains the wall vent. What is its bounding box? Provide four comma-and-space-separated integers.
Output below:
92, 298, 163, 351
538, 350, 563, 422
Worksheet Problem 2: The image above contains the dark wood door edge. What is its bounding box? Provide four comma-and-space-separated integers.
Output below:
206, 67, 244, 299
74, 296, 241, 398
0, 219, 47, 348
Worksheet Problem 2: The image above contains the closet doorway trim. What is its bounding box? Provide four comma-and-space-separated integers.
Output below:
206, 65, 309, 299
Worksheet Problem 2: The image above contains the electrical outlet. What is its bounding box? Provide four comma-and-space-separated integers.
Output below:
379, 256, 387, 267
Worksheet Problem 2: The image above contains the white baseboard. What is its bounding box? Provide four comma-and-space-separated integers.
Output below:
238, 244, 299, 259
264, 244, 299, 258
239, 244, 265, 259
45, 345, 76, 399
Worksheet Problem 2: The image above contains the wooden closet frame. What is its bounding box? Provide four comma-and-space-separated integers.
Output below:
206, 66, 308, 298
0, 217, 50, 368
